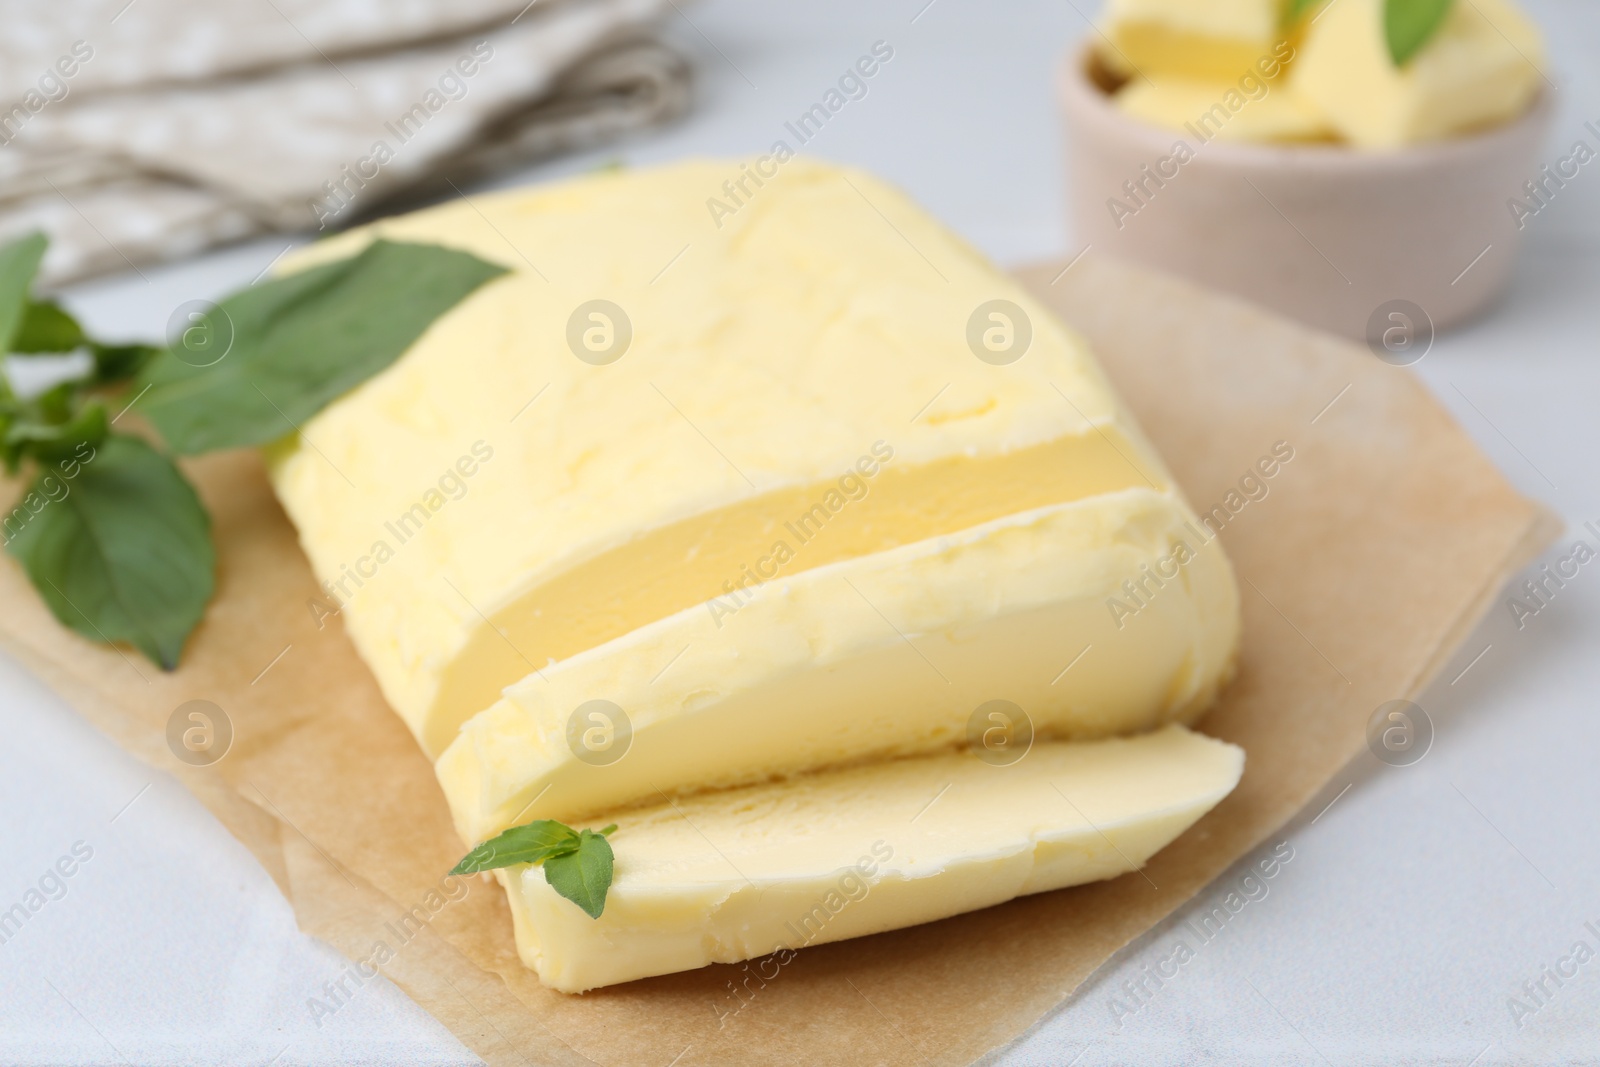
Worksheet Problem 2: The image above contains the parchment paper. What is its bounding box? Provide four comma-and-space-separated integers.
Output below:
0, 253, 1559, 1066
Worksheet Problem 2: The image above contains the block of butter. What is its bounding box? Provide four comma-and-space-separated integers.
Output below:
267, 160, 1244, 992
267, 159, 1215, 758
499, 725, 1243, 993
1099, 0, 1291, 83
1292, 0, 1544, 148
439, 487, 1238, 842
1115, 76, 1334, 142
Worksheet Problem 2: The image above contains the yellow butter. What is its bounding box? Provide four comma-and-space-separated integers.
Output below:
499, 725, 1243, 992
1291, 0, 1544, 148
438, 487, 1238, 842
1115, 76, 1335, 142
1099, 0, 1293, 82
267, 160, 1183, 757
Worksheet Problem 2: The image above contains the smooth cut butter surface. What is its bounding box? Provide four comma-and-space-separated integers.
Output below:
501, 725, 1244, 992
1115, 77, 1335, 142
1291, 0, 1544, 148
267, 159, 1180, 757
438, 487, 1239, 841
1099, 0, 1289, 82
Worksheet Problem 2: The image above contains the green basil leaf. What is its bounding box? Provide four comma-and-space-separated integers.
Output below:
30, 380, 74, 421
135, 240, 508, 454
450, 820, 581, 875
4, 400, 108, 463
0, 232, 47, 350
90, 342, 160, 385
5, 434, 213, 669
0, 421, 19, 474
13, 300, 85, 354
1386, 0, 1453, 66
542, 829, 615, 919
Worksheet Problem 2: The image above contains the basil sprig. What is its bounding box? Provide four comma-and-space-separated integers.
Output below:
1284, 0, 1453, 67
0, 232, 508, 668
452, 820, 618, 919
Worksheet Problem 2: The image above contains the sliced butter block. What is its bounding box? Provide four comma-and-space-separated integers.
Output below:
1292, 0, 1544, 148
1099, 0, 1292, 83
439, 487, 1239, 841
499, 725, 1243, 992
1115, 76, 1335, 142
267, 159, 1183, 757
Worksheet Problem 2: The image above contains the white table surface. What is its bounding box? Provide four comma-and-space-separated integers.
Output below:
3, 2, 1598, 1064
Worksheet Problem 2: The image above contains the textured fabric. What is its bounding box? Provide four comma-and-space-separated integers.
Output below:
0, 0, 689, 283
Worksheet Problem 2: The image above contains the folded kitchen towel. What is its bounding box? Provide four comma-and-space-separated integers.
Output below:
0, 0, 690, 283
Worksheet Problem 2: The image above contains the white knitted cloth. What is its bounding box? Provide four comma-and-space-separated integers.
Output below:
0, 0, 689, 282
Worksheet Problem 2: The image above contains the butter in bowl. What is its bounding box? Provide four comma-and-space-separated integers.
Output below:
1060, 0, 1552, 340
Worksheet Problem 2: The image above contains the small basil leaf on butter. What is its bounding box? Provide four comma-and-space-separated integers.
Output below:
450, 819, 581, 875
5, 434, 213, 669
13, 299, 86, 354
542, 829, 615, 920
0, 232, 47, 350
136, 240, 508, 454
1386, 0, 1453, 66
451, 821, 617, 918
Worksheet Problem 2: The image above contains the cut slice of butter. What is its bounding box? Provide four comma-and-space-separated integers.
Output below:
1099, 0, 1292, 83
267, 160, 1182, 757
1291, 0, 1544, 148
438, 487, 1238, 842
1115, 77, 1336, 142
498, 725, 1243, 993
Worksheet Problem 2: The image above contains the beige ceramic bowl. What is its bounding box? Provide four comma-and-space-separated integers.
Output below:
1059, 45, 1553, 341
